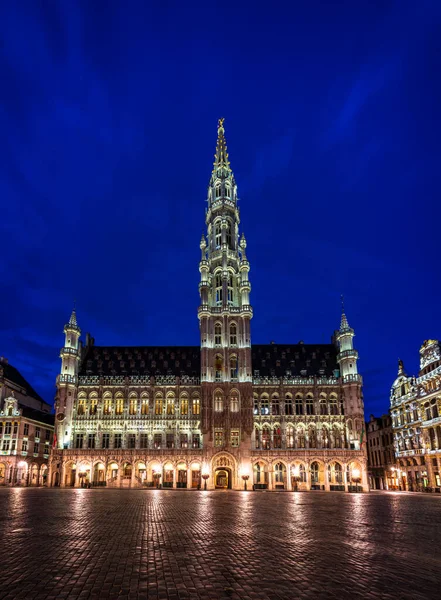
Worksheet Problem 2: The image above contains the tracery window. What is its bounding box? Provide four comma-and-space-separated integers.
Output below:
141, 396, 149, 415
329, 394, 338, 415
261, 395, 269, 415
214, 223, 222, 248
192, 397, 200, 415
311, 461, 320, 484
214, 323, 222, 346
90, 395, 98, 415
230, 355, 238, 381
227, 274, 234, 306
77, 397, 86, 416
215, 355, 223, 381
254, 427, 260, 449
297, 428, 305, 448
273, 427, 282, 449
166, 396, 175, 415
272, 395, 280, 415
306, 394, 314, 415
274, 462, 285, 484
286, 425, 294, 448
226, 223, 232, 247
214, 391, 224, 412
115, 396, 124, 415
253, 394, 259, 415
155, 396, 163, 415
103, 395, 111, 415
308, 427, 317, 448
215, 185, 221, 199
230, 391, 239, 413
225, 184, 231, 199
299, 464, 307, 483
295, 395, 303, 415
215, 273, 223, 305
229, 323, 237, 346
129, 396, 137, 415
262, 426, 270, 449
180, 395, 189, 415
319, 394, 327, 415
285, 395, 293, 415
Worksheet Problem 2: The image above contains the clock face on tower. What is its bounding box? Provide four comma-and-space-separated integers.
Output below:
56, 413, 65, 422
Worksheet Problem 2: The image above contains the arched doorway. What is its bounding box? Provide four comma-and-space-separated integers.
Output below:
52, 471, 60, 487
93, 462, 105, 486
215, 468, 231, 489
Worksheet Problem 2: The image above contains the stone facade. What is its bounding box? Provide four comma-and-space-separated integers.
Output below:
366, 413, 396, 490
0, 393, 54, 486
390, 342, 441, 492
50, 120, 367, 491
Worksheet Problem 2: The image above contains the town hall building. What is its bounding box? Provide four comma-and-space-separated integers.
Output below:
49, 120, 367, 491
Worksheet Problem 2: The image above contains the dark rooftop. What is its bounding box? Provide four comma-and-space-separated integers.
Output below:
0, 357, 50, 408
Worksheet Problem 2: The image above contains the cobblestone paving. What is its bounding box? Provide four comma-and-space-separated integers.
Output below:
0, 489, 440, 600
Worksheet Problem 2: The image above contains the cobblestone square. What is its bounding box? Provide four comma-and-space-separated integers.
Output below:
0, 489, 440, 600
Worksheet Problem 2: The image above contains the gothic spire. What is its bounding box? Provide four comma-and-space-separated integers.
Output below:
212, 118, 231, 174
398, 358, 405, 376
340, 294, 349, 330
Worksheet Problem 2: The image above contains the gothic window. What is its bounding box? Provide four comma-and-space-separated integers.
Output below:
214, 391, 224, 412
311, 462, 320, 484
261, 395, 269, 415
272, 395, 280, 415
253, 394, 259, 415
192, 396, 200, 415
214, 430, 224, 447
295, 395, 303, 415
425, 403, 432, 421
225, 184, 231, 199
192, 434, 201, 448
262, 426, 270, 449
229, 323, 237, 346
230, 355, 238, 381
215, 185, 221, 199
319, 394, 327, 415
333, 426, 342, 448
254, 427, 260, 449
90, 395, 98, 415
306, 394, 314, 415
226, 223, 232, 248
214, 223, 222, 248
286, 425, 294, 448
274, 462, 285, 484
214, 323, 222, 346
274, 427, 282, 449
322, 426, 330, 449
329, 394, 338, 415
141, 395, 149, 415
115, 395, 124, 415
155, 396, 163, 415
166, 395, 175, 415
285, 395, 293, 415
299, 464, 307, 483
230, 391, 239, 412
77, 397, 86, 416
298, 428, 305, 448
215, 355, 223, 381
103, 394, 111, 415
129, 395, 137, 415
227, 274, 234, 306
180, 395, 189, 415
215, 273, 223, 304
308, 427, 317, 448
230, 430, 239, 447
432, 399, 439, 419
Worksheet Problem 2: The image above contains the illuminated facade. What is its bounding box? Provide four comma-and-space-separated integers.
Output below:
0, 357, 54, 486
50, 120, 367, 491
366, 413, 396, 490
390, 341, 441, 492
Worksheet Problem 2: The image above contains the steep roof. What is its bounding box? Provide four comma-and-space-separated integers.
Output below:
79, 342, 339, 379
0, 359, 49, 407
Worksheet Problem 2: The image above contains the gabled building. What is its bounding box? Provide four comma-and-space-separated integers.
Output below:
0, 357, 54, 486
50, 120, 367, 491
390, 341, 441, 491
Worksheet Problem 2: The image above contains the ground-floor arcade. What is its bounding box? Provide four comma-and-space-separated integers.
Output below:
0, 457, 48, 487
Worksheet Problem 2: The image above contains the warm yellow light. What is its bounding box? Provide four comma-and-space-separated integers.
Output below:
292, 465, 300, 478
352, 468, 361, 479
202, 462, 210, 477
240, 465, 250, 478
18, 461, 27, 468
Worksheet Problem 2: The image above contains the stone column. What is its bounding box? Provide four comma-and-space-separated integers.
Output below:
324, 464, 330, 491
286, 464, 292, 491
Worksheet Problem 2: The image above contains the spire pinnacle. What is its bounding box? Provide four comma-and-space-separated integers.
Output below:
212, 117, 231, 173
398, 358, 405, 376
68, 308, 78, 327
340, 294, 349, 330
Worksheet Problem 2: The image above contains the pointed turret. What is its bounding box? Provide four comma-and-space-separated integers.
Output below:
212, 117, 231, 174
336, 298, 359, 382
68, 308, 79, 329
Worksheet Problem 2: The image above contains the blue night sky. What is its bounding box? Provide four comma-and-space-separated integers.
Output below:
1, 1, 440, 416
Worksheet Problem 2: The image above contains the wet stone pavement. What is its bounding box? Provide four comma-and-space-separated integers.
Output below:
0, 489, 440, 600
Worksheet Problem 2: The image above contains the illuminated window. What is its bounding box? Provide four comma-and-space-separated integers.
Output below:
272, 395, 280, 415
311, 461, 320, 484
214, 430, 224, 447
274, 427, 282, 449
253, 394, 259, 415
227, 274, 234, 305
155, 397, 163, 415
77, 398, 86, 416
214, 323, 222, 345
129, 397, 137, 415
22, 439, 28, 452
230, 391, 239, 412
299, 464, 307, 483
230, 430, 239, 447
141, 396, 149, 415
180, 396, 189, 415
298, 428, 305, 448
192, 434, 200, 448
229, 323, 237, 346
214, 391, 223, 412
274, 462, 285, 484
180, 433, 188, 448
192, 397, 200, 415
262, 426, 270, 449
214, 223, 222, 248
261, 396, 269, 415
286, 426, 294, 448
215, 273, 223, 304
103, 396, 111, 415
166, 396, 175, 415
90, 396, 98, 415
308, 427, 317, 448
115, 397, 124, 415
319, 395, 327, 415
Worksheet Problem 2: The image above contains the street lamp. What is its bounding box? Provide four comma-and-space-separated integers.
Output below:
291, 465, 301, 492
351, 468, 361, 493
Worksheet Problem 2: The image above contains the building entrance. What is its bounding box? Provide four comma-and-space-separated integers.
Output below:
215, 468, 231, 489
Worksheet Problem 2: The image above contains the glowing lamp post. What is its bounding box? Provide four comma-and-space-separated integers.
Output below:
241, 467, 250, 491
201, 465, 210, 491
351, 468, 361, 493
291, 465, 301, 492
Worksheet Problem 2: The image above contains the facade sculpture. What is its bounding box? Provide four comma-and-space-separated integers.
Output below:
390, 341, 441, 491
50, 120, 367, 491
